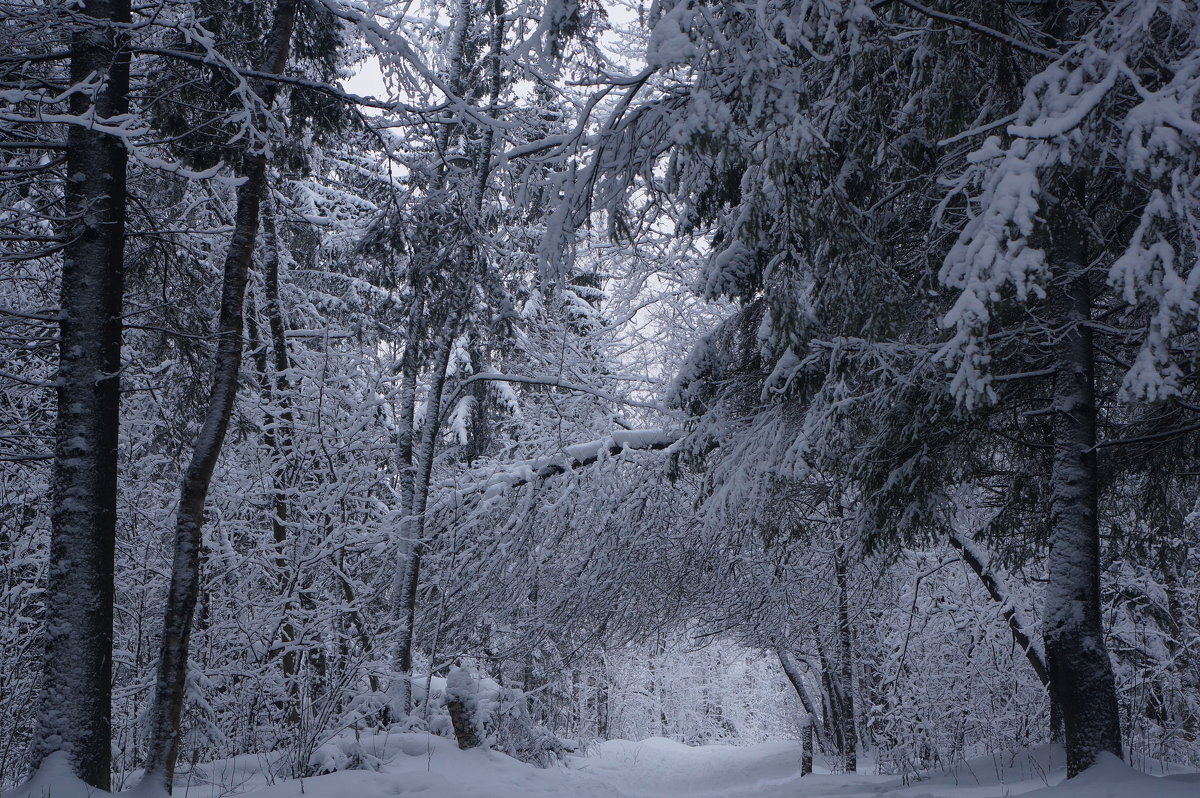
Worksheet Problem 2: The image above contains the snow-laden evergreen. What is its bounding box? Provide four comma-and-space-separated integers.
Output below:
2, 0, 1199, 795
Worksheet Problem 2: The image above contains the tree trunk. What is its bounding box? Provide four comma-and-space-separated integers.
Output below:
385, 300, 422, 722
140, 2, 298, 790
30, 0, 130, 788
801, 721, 814, 776
261, 210, 303, 727
949, 530, 1051, 688
947, 530, 1064, 741
596, 658, 610, 740
833, 547, 858, 773
446, 699, 482, 749
1045, 256, 1123, 776
393, 326, 456, 717
777, 648, 824, 775
814, 636, 841, 761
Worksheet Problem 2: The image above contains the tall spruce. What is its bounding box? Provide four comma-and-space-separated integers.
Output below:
29, 0, 131, 788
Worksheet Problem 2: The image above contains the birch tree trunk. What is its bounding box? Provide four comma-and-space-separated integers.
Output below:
31, 0, 130, 787
141, 1, 298, 789
777, 648, 824, 776
386, 295, 424, 719
1045, 231, 1123, 776
393, 326, 456, 717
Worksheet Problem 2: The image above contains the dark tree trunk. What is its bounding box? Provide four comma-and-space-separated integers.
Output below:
1045, 253, 1123, 776
140, 1, 298, 790
833, 547, 857, 773
141, 157, 263, 792
801, 721, 814, 776
814, 636, 840, 759
260, 211, 303, 727
31, 0, 130, 788
447, 700, 482, 750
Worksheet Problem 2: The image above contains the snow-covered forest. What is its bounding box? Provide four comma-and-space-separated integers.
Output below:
2, 1, 1200, 796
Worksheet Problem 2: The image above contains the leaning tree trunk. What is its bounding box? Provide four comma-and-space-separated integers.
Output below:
948, 529, 1062, 739
949, 530, 1050, 688
393, 326, 456, 717
30, 0, 130, 788
1045, 248, 1123, 777
777, 648, 826, 777
140, 1, 298, 791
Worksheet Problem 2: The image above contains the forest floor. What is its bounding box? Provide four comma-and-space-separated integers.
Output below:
200, 734, 1199, 798
8, 735, 1200, 798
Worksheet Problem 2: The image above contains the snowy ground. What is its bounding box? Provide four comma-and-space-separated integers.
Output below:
8, 736, 1200, 798
186, 735, 1200, 798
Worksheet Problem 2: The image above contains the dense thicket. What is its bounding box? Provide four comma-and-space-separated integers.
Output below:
1, 0, 1198, 792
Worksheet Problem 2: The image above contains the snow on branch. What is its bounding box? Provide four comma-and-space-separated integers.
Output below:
875, 0, 1060, 61
435, 428, 685, 506
315, 0, 515, 133
140, 47, 433, 119
948, 529, 1049, 688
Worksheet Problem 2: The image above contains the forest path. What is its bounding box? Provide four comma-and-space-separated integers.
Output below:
576, 737, 885, 797
223, 734, 1196, 798
573, 737, 1042, 798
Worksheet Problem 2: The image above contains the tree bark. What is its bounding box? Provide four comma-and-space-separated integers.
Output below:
1044, 226, 1122, 776
140, 1, 298, 790
814, 636, 841, 761
833, 546, 858, 772
261, 210, 303, 727
801, 721, 814, 776
393, 326, 456, 717
596, 658, 610, 740
386, 297, 424, 719
31, 0, 130, 788
777, 648, 824, 776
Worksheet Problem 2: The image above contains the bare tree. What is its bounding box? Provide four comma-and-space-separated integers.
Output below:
141, 0, 299, 789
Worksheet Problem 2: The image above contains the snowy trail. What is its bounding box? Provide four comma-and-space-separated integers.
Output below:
571, 739, 1200, 798
146, 734, 1200, 798
575, 738, 882, 798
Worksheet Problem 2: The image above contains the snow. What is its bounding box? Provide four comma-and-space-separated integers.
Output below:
2, 753, 103, 798
8, 739, 1197, 798
645, 1, 697, 69
265, 740, 1197, 798
1018, 753, 1200, 798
